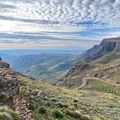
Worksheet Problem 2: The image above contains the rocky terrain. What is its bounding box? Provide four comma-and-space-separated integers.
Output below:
0, 57, 34, 120
0, 57, 103, 120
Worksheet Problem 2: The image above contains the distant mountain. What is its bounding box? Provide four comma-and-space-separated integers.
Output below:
11, 54, 79, 83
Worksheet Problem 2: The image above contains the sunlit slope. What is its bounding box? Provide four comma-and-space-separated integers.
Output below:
59, 51, 120, 88
18, 74, 120, 120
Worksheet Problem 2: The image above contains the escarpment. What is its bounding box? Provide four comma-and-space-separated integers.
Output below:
56, 36, 120, 87
101, 37, 120, 51
0, 58, 34, 120
76, 36, 120, 63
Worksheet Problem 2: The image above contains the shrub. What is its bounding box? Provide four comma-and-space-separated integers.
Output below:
81, 115, 92, 120
51, 98, 57, 102
0, 93, 7, 102
29, 103, 36, 110
38, 106, 47, 114
0, 106, 20, 120
73, 99, 79, 102
66, 110, 91, 120
52, 109, 64, 119
0, 112, 12, 120
56, 102, 68, 108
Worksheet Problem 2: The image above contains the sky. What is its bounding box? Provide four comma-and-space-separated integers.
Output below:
0, 0, 120, 50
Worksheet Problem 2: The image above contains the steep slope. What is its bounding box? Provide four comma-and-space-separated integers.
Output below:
76, 36, 120, 63
18, 74, 120, 120
0, 58, 34, 120
0, 57, 120, 120
57, 36, 120, 88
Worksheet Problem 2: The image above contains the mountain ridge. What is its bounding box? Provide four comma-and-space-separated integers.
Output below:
56, 36, 120, 88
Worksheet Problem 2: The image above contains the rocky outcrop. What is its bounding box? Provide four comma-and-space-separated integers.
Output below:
0, 61, 19, 97
101, 37, 120, 51
0, 59, 34, 120
76, 36, 120, 63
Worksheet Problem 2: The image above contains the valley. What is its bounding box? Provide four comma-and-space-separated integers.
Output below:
0, 50, 80, 84
0, 36, 120, 120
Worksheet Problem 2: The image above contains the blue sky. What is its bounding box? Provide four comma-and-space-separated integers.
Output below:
0, 0, 120, 50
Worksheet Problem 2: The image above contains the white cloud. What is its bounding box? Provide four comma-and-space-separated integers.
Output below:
0, 0, 120, 50
0, 0, 120, 29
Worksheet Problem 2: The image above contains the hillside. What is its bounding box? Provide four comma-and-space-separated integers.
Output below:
0, 58, 107, 120
17, 74, 120, 120
56, 37, 120, 88
0, 55, 120, 119
11, 54, 78, 84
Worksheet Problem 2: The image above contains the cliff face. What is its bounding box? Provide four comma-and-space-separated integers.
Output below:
0, 61, 19, 98
100, 37, 120, 51
76, 36, 120, 63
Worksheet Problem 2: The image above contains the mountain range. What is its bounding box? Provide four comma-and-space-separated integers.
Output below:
0, 36, 120, 120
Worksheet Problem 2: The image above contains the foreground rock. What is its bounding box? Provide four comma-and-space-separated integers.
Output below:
0, 59, 34, 120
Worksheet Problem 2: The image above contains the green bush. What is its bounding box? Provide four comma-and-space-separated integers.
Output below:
56, 102, 68, 108
38, 106, 47, 114
51, 98, 57, 102
66, 110, 91, 120
52, 109, 64, 119
29, 103, 36, 110
0, 106, 20, 120
29, 100, 36, 110
0, 93, 7, 102
73, 99, 79, 102
0, 112, 12, 120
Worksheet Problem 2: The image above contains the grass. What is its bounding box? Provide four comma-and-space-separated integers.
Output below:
0, 106, 20, 120
82, 80, 120, 95
17, 75, 120, 120
91, 52, 120, 65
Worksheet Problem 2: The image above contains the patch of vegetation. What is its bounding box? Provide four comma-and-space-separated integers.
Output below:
0, 106, 20, 120
52, 109, 64, 119
18, 75, 120, 120
38, 106, 47, 114
0, 93, 8, 103
82, 80, 120, 95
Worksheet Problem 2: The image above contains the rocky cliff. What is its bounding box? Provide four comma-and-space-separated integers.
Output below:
101, 37, 120, 51
0, 60, 19, 98
0, 58, 34, 120
76, 36, 120, 63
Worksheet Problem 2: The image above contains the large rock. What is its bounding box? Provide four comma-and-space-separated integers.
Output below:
0, 61, 19, 98
0, 62, 10, 68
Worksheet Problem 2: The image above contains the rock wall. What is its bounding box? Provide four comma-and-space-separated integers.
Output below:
0, 59, 34, 120
101, 36, 120, 51
0, 61, 19, 97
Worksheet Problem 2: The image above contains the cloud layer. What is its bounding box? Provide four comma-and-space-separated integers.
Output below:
0, 0, 120, 50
